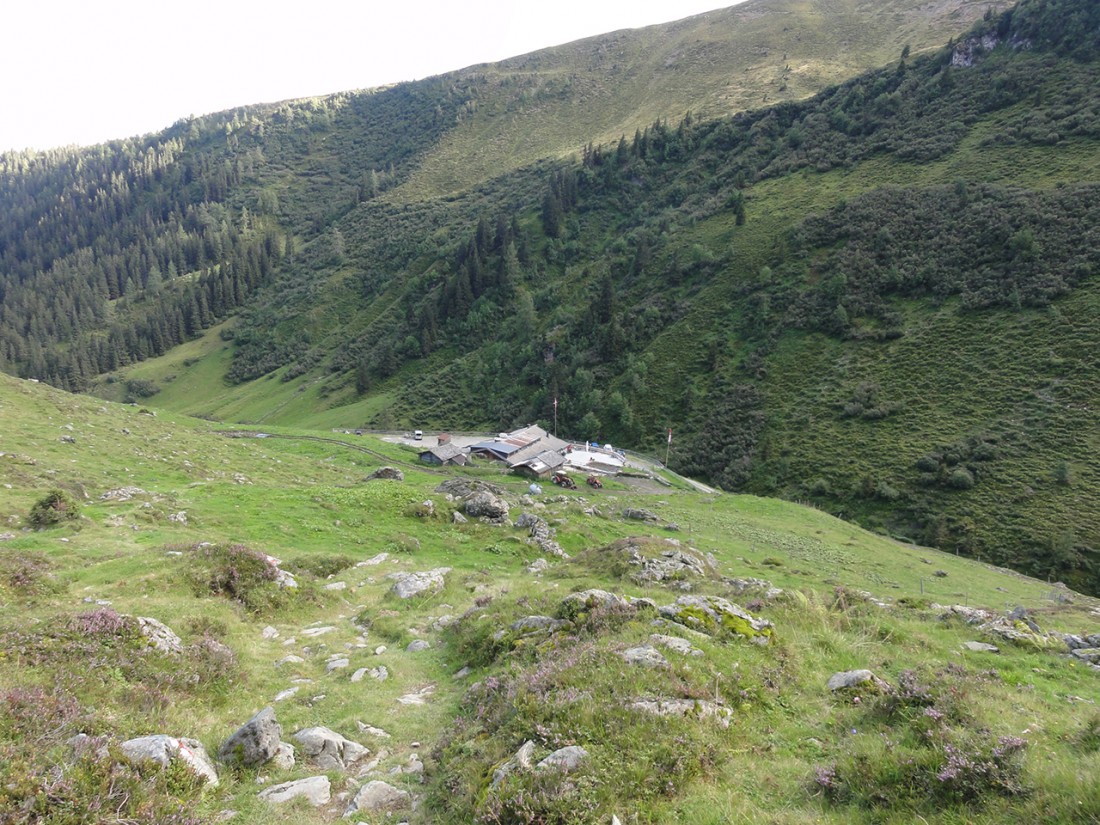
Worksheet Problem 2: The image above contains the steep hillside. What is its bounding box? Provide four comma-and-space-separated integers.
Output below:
97, 0, 1100, 590
3, 372, 1100, 824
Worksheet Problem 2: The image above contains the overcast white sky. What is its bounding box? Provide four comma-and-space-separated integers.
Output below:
0, 0, 739, 152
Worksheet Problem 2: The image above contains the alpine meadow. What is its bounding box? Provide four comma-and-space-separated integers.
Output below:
2, 0, 1100, 823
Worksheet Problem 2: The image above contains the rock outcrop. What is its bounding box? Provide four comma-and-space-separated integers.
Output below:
219, 707, 282, 767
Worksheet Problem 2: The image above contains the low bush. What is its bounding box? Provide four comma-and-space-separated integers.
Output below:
27, 489, 81, 529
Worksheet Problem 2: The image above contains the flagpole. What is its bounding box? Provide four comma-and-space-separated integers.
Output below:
665, 428, 671, 467
553, 397, 558, 438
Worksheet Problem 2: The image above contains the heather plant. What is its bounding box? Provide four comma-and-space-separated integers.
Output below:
182, 542, 303, 614
0, 550, 60, 597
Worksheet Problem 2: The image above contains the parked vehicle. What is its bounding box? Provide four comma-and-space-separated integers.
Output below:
551, 472, 577, 490
413, 430, 423, 440
586, 475, 603, 489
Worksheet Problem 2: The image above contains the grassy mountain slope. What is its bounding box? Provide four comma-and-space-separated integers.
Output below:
3, 372, 1100, 824
97, 0, 1100, 592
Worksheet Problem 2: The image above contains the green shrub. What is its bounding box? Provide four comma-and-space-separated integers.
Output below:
27, 488, 81, 528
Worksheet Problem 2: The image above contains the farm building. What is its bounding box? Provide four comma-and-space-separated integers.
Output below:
469, 425, 568, 466
510, 448, 566, 479
419, 443, 468, 466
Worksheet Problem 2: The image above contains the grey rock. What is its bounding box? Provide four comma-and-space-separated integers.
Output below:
510, 615, 568, 634
325, 658, 350, 673
649, 633, 702, 657
300, 625, 337, 638
452, 511, 468, 524
323, 581, 347, 591
963, 641, 1000, 653
1072, 647, 1100, 664
366, 467, 404, 481
406, 640, 431, 652
273, 687, 299, 703
560, 589, 631, 616
219, 707, 282, 767
435, 478, 504, 498
276, 654, 304, 666
537, 745, 587, 772
356, 723, 391, 739
492, 740, 536, 787
120, 735, 219, 786
261, 625, 279, 640
271, 741, 296, 771
344, 780, 411, 816
369, 666, 389, 681
389, 568, 452, 599
658, 594, 773, 640
622, 508, 659, 522
351, 667, 369, 683
629, 698, 732, 728
136, 616, 183, 655
527, 558, 551, 574
292, 726, 368, 771
621, 645, 668, 668
464, 490, 510, 520
827, 670, 891, 693
258, 775, 330, 806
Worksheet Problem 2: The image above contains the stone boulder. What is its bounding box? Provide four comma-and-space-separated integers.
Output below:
388, 568, 451, 599
649, 633, 703, 657
658, 595, 773, 641
292, 726, 368, 771
464, 490, 510, 520
621, 645, 667, 667
136, 617, 183, 655
258, 775, 330, 806
366, 467, 404, 481
622, 508, 660, 523
344, 780, 411, 816
219, 707, 282, 767
827, 669, 892, 694
629, 698, 732, 728
492, 740, 536, 787
510, 616, 569, 634
963, 641, 1000, 653
120, 735, 218, 786
558, 588, 640, 621
536, 746, 587, 772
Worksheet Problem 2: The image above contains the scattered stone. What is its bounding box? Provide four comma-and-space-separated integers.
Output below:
396, 685, 435, 706
537, 746, 587, 772
344, 780, 411, 816
934, 570, 948, 578
406, 640, 431, 652
658, 594, 773, 641
273, 687, 299, 703
963, 641, 1000, 653
324, 581, 348, 591
277, 655, 305, 666
389, 568, 451, 599
1071, 648, 1100, 664
262, 626, 280, 640
136, 616, 183, 655
510, 616, 568, 634
649, 633, 703, 657
300, 625, 337, 638
100, 486, 148, 502
431, 614, 456, 631
120, 735, 219, 786
167, 511, 188, 525
369, 666, 389, 681
258, 775, 330, 806
527, 558, 550, 574
366, 467, 404, 481
355, 553, 390, 567
356, 723, 391, 739
326, 658, 350, 673
492, 740, 536, 787
218, 707, 283, 767
621, 645, 667, 667
271, 742, 295, 771
350, 667, 369, 683
725, 577, 783, 600
452, 511, 468, 524
559, 589, 631, 618
629, 698, 732, 728
622, 508, 660, 522
454, 666, 472, 679
374, 645, 387, 655
827, 670, 892, 694
435, 478, 504, 498
292, 727, 368, 771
